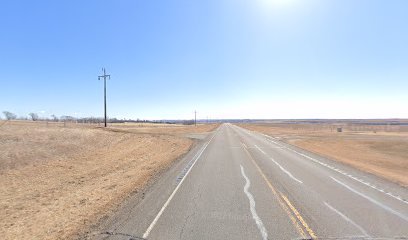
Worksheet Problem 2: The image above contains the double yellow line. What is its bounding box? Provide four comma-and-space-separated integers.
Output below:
241, 143, 317, 239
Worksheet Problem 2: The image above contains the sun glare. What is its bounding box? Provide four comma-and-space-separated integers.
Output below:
259, 0, 298, 7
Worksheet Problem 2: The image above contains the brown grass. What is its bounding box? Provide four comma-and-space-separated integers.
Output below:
109, 122, 219, 135
0, 121, 219, 240
238, 123, 408, 187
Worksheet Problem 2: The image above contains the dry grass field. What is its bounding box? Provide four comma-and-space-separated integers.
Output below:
0, 120, 218, 240
238, 123, 408, 187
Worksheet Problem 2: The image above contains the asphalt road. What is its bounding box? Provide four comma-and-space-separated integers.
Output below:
96, 123, 408, 240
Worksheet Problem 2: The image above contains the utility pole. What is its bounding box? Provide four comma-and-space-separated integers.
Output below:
194, 110, 197, 126
98, 68, 110, 127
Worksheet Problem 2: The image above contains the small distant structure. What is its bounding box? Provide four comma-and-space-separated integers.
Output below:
337, 127, 342, 133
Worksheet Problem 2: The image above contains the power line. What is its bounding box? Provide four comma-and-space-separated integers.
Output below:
98, 68, 110, 127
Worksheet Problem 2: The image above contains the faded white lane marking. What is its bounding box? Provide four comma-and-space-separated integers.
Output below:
254, 145, 266, 155
269, 157, 303, 184
257, 132, 408, 205
324, 202, 369, 237
143, 129, 218, 238
254, 145, 303, 184
240, 165, 269, 240
331, 177, 408, 222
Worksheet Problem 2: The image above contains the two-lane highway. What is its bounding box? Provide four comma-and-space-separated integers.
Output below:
97, 123, 408, 239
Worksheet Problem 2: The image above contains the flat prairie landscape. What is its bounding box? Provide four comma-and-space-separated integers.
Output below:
239, 122, 408, 187
0, 120, 218, 240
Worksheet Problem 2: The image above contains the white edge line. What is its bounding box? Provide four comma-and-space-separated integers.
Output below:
234, 125, 408, 205
330, 176, 408, 222
240, 165, 269, 240
253, 129, 408, 206
324, 202, 369, 237
142, 129, 218, 238
291, 145, 408, 205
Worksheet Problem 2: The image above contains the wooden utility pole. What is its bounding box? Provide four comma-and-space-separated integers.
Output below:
98, 68, 110, 127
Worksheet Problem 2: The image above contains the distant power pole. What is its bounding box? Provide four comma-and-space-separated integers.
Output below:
194, 110, 197, 126
98, 68, 111, 127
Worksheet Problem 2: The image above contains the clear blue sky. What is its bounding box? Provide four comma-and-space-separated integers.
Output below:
1, 0, 407, 120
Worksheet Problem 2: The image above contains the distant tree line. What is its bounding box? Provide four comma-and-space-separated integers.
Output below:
1, 111, 177, 125
182, 120, 195, 125
2, 111, 17, 120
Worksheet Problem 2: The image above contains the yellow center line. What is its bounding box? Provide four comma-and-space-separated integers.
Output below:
241, 143, 308, 239
280, 193, 317, 239
241, 142, 319, 239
